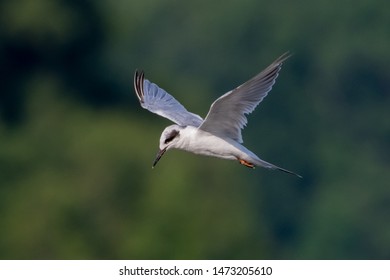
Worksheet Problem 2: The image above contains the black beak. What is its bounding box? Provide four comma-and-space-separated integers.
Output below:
152, 147, 167, 168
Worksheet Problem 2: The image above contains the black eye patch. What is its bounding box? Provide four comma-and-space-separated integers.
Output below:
164, 129, 179, 144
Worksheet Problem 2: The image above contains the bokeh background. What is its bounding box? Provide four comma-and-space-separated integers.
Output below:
1, 0, 389, 259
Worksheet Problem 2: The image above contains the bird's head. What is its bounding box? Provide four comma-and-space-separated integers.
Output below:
152, 125, 182, 168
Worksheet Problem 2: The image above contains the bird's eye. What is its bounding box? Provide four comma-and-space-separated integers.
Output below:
164, 136, 174, 144
164, 129, 179, 144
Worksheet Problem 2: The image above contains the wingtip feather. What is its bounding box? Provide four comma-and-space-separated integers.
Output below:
275, 51, 293, 65
134, 69, 145, 103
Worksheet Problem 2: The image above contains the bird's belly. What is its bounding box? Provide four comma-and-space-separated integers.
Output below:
185, 135, 241, 160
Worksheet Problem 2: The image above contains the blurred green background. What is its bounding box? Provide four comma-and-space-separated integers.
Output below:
1, 0, 389, 259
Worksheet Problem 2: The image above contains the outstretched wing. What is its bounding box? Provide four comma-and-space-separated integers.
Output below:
199, 52, 290, 143
134, 70, 203, 127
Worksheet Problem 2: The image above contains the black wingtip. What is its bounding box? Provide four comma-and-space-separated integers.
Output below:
134, 69, 145, 102
134, 69, 145, 83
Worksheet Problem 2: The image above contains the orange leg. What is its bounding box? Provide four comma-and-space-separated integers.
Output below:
238, 159, 255, 169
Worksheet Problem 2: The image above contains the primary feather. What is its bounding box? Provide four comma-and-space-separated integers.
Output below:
134, 70, 203, 127
199, 52, 290, 143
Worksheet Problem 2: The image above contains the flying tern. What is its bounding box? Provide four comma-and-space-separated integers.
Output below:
134, 53, 301, 177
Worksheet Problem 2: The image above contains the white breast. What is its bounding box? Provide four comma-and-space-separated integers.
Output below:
176, 126, 246, 160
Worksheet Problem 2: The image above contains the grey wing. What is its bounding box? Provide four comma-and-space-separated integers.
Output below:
199, 52, 290, 143
134, 70, 203, 127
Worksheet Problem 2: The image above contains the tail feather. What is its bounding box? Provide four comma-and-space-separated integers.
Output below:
254, 157, 302, 178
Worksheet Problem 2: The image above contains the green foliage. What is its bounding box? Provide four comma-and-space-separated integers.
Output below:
0, 0, 389, 259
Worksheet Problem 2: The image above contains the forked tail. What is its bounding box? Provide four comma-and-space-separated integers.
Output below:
254, 157, 302, 178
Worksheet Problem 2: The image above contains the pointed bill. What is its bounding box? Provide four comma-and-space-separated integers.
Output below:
152, 147, 167, 168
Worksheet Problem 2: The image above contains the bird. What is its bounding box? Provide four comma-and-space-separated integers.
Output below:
133, 52, 301, 177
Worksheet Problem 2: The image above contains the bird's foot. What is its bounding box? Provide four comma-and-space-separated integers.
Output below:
238, 159, 255, 169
